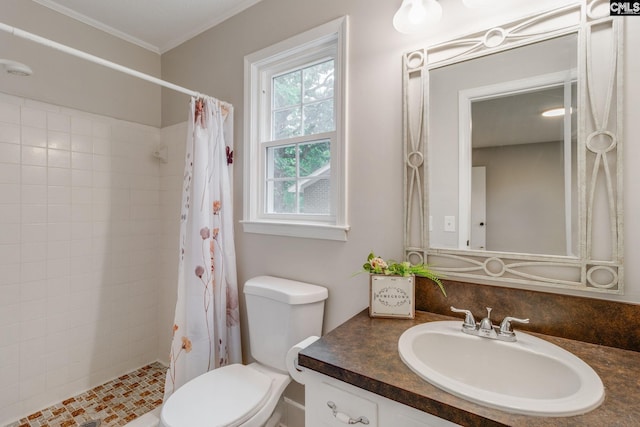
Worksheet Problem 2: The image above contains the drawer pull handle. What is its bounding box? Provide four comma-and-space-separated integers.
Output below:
326, 401, 370, 425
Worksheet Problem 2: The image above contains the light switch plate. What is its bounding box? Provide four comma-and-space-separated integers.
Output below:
444, 216, 456, 232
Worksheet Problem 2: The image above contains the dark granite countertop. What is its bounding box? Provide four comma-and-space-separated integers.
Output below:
298, 309, 640, 427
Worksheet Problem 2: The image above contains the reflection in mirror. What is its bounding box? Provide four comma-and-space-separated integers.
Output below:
403, 1, 624, 293
469, 82, 578, 256
428, 34, 578, 256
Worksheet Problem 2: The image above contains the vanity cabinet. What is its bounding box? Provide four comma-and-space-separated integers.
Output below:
298, 308, 640, 426
304, 369, 460, 427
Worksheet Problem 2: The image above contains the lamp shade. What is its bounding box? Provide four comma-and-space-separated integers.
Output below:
393, 0, 442, 34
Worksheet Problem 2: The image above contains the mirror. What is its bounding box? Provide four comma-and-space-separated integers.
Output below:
403, 1, 624, 293
429, 35, 578, 256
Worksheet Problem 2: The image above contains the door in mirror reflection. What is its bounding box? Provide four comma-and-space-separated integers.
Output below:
470, 166, 486, 250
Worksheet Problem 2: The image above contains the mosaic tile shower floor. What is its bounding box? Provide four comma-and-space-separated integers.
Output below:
7, 363, 166, 427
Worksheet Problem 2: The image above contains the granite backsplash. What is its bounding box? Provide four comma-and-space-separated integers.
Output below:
415, 278, 640, 352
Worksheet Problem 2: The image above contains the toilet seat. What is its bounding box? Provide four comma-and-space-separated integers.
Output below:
161, 364, 276, 427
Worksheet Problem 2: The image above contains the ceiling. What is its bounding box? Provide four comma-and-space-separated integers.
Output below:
32, 0, 264, 54
472, 85, 575, 148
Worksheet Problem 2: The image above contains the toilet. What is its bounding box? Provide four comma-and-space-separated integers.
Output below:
160, 275, 328, 427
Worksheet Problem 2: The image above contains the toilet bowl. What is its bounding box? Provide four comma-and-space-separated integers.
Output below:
160, 276, 328, 427
161, 363, 289, 427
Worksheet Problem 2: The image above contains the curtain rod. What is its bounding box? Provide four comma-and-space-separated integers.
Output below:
0, 22, 225, 104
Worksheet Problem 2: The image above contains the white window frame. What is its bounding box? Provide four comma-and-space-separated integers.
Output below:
242, 17, 349, 241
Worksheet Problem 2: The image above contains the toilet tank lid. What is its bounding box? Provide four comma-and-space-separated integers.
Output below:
244, 276, 328, 305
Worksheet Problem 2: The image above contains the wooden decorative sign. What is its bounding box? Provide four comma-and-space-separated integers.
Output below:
369, 274, 415, 319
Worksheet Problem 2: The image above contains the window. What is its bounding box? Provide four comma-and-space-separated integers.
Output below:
243, 17, 348, 240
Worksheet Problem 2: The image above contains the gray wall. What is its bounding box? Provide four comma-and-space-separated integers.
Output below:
161, 0, 414, 338
160, 0, 640, 346
473, 141, 567, 255
0, 0, 161, 127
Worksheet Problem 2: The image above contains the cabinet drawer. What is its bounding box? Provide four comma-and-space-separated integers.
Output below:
390, 406, 462, 427
307, 381, 378, 427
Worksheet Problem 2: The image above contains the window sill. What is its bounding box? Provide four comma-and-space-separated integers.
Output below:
241, 220, 350, 241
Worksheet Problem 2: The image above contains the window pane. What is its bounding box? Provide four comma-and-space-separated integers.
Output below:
267, 145, 297, 178
303, 60, 334, 102
303, 100, 334, 135
273, 70, 301, 109
273, 107, 302, 139
267, 180, 297, 213
300, 178, 330, 214
299, 140, 330, 177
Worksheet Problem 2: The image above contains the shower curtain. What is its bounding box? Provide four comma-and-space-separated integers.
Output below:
164, 97, 242, 400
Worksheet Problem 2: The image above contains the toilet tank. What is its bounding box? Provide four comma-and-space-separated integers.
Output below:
244, 276, 328, 373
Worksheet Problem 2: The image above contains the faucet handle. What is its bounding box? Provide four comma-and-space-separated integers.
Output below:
499, 316, 530, 336
450, 306, 476, 330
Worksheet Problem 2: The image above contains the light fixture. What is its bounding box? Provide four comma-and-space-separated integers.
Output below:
542, 107, 573, 118
393, 0, 442, 34
0, 59, 33, 77
394, 0, 500, 34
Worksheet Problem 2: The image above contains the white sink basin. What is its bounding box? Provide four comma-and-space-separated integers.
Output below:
398, 321, 604, 416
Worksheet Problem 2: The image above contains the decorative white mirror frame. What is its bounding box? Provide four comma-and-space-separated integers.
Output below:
403, 0, 624, 294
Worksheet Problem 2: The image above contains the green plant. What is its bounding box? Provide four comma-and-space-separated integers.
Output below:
362, 252, 446, 297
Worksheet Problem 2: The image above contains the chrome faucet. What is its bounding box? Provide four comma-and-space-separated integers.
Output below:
498, 316, 530, 340
449, 306, 476, 331
450, 306, 529, 342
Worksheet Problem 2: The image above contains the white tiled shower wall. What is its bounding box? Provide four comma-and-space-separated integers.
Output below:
0, 92, 173, 425
157, 122, 187, 366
